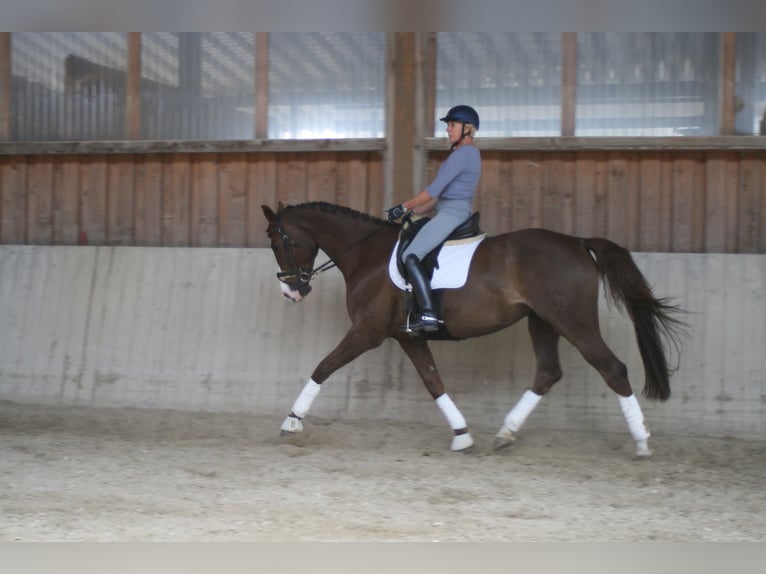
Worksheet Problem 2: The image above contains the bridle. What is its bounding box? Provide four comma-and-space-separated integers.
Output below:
272, 212, 386, 296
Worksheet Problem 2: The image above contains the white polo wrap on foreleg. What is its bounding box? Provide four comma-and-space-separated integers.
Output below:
291, 379, 322, 419
618, 394, 650, 441
504, 389, 542, 431
436, 393, 467, 430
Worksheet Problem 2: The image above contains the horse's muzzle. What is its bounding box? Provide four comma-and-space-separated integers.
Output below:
279, 279, 312, 302
276, 269, 313, 301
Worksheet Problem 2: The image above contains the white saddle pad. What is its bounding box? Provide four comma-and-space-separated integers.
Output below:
388, 235, 486, 291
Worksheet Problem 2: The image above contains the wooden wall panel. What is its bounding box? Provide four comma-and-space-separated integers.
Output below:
106, 156, 136, 246
606, 156, 631, 248
162, 154, 191, 247
1, 157, 27, 243
738, 156, 762, 252
573, 155, 597, 238
218, 153, 247, 248
367, 155, 385, 218
279, 153, 308, 207
346, 154, 369, 213
478, 153, 502, 234
335, 157, 351, 209
638, 154, 672, 251
306, 154, 337, 204
248, 153, 276, 247
52, 157, 80, 245
134, 155, 163, 246
1, 149, 764, 253
704, 153, 739, 252
543, 155, 575, 236
80, 157, 107, 245
191, 155, 219, 247
507, 154, 543, 231
26, 158, 53, 245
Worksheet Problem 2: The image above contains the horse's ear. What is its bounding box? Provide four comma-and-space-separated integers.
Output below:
261, 205, 276, 222
277, 201, 286, 211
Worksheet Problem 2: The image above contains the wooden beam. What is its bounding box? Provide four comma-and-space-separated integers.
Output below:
6, 136, 766, 156
422, 32, 437, 138
423, 136, 766, 152
0, 138, 387, 156
126, 32, 141, 140
413, 32, 437, 193
719, 32, 737, 136
0, 33, 10, 141
561, 32, 577, 137
387, 32, 418, 206
255, 33, 269, 139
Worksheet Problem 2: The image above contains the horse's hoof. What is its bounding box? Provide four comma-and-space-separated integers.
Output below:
280, 415, 304, 435
634, 440, 652, 459
493, 427, 516, 450
450, 432, 474, 453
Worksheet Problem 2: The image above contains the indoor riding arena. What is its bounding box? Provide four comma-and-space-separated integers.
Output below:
1, 32, 765, 542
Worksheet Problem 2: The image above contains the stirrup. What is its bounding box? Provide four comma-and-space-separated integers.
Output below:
401, 312, 443, 334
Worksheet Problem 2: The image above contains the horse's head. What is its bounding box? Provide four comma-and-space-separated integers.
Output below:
262, 203, 319, 302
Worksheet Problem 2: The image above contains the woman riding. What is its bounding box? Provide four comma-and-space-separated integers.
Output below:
386, 105, 482, 334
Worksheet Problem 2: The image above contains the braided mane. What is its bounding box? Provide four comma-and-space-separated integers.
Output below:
283, 201, 395, 227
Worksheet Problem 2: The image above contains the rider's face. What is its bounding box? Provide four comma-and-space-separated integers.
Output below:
446, 121, 469, 144
446, 121, 462, 143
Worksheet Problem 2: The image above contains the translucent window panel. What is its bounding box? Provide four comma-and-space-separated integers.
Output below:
436, 33, 562, 137
268, 33, 385, 139
11, 32, 128, 141
141, 33, 255, 140
735, 33, 766, 135
576, 33, 720, 136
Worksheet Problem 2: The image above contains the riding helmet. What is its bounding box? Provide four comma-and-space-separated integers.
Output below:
440, 105, 480, 130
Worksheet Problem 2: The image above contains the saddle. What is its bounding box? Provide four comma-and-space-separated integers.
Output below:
395, 212, 482, 281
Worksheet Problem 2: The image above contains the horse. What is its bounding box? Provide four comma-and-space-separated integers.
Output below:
261, 201, 685, 458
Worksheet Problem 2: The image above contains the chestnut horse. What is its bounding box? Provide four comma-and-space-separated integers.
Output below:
261, 201, 684, 457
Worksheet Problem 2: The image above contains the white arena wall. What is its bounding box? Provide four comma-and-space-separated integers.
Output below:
0, 245, 764, 440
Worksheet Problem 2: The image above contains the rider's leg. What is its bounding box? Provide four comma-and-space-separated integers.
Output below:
400, 206, 470, 333
403, 254, 441, 332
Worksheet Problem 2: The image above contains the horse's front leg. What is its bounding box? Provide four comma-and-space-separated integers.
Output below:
281, 327, 382, 435
397, 335, 474, 453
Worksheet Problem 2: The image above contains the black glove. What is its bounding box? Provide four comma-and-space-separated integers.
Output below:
386, 203, 408, 222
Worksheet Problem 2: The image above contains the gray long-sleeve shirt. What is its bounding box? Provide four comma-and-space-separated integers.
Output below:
425, 144, 481, 202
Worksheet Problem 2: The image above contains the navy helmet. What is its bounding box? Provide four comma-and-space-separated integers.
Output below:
440, 105, 480, 130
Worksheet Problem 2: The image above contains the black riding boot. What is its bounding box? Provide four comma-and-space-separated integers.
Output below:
401, 254, 442, 334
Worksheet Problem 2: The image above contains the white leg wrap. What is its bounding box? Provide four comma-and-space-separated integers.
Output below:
291, 379, 322, 419
504, 389, 542, 432
619, 394, 651, 442
436, 393, 467, 430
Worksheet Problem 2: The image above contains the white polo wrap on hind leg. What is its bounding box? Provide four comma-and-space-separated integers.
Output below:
618, 394, 650, 441
291, 379, 322, 419
504, 389, 542, 431
436, 394, 467, 430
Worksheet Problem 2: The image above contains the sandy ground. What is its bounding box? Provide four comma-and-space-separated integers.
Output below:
0, 400, 764, 542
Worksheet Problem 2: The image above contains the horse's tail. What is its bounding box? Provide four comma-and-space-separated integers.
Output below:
583, 238, 686, 401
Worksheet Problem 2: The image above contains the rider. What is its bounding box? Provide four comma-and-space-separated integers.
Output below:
386, 105, 481, 334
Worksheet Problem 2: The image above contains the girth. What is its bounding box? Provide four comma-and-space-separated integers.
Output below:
395, 212, 482, 281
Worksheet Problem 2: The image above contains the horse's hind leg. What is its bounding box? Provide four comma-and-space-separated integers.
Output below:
568, 329, 652, 458
397, 335, 474, 452
495, 313, 562, 449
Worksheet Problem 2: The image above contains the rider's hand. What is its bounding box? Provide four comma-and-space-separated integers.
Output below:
386, 203, 408, 222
